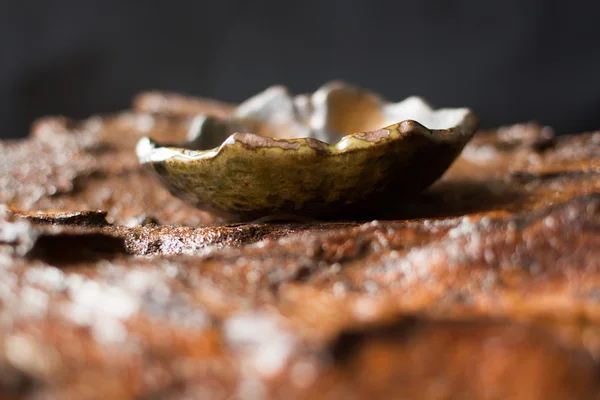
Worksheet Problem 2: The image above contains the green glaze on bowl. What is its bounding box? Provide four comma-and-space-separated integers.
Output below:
136, 82, 479, 222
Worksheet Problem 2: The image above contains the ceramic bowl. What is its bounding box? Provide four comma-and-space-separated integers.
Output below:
136, 82, 478, 222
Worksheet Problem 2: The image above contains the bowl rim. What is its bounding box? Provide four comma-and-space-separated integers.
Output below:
136, 92, 479, 165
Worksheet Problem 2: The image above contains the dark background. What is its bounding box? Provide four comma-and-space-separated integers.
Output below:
1, 0, 599, 138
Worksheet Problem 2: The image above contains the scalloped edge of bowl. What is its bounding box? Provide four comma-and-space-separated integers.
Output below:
136, 95, 479, 164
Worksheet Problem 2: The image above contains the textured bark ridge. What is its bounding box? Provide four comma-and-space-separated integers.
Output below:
1, 96, 600, 399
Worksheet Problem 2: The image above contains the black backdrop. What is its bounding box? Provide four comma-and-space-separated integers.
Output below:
1, 0, 599, 138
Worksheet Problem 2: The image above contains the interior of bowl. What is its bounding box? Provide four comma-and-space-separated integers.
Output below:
177, 82, 472, 152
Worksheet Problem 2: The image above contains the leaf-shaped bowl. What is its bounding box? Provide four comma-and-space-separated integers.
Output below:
136, 82, 478, 222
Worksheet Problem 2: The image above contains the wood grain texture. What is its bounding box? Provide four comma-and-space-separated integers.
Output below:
1, 98, 599, 399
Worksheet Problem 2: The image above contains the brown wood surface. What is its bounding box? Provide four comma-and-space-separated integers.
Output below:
1, 97, 599, 399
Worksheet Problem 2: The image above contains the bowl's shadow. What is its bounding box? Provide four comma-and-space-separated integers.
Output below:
376, 180, 523, 221
246, 179, 523, 224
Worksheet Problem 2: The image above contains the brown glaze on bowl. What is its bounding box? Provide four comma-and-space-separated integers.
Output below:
136, 82, 479, 222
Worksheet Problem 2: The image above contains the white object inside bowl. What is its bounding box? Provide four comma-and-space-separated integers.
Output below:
234, 82, 470, 142
172, 82, 472, 152
383, 97, 470, 130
